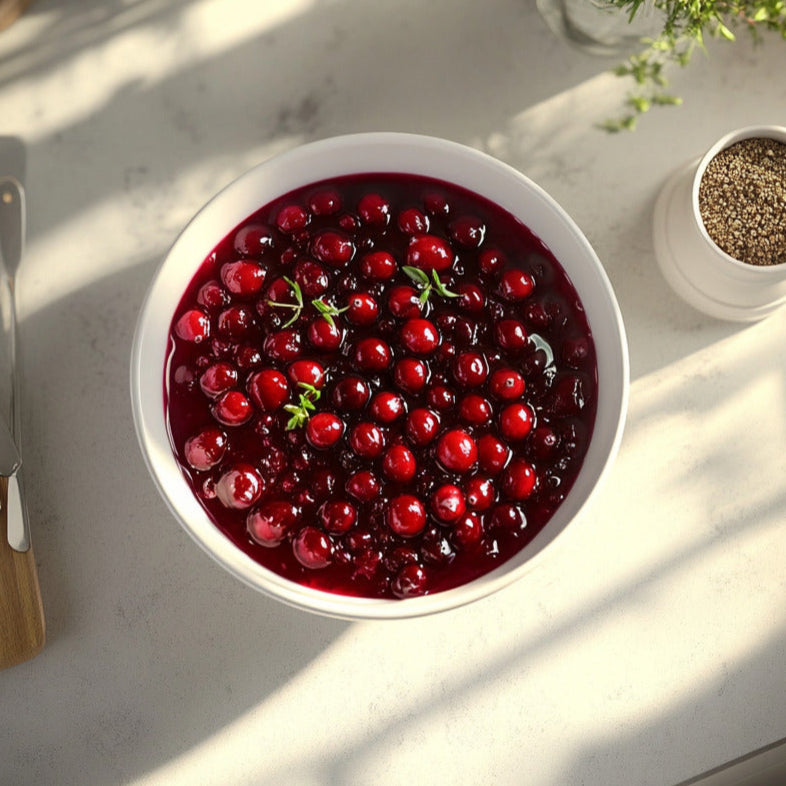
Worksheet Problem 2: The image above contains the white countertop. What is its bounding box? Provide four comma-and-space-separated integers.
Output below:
1, 2, 785, 784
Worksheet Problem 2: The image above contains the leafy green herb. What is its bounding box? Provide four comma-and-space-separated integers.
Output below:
283, 382, 321, 430
311, 298, 349, 328
267, 277, 304, 327
599, 0, 786, 131
402, 265, 461, 304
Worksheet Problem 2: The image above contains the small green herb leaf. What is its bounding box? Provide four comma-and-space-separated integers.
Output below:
267, 276, 304, 327
284, 382, 322, 430
402, 265, 459, 304
311, 298, 348, 328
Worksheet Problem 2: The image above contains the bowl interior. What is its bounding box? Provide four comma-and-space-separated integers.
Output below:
131, 133, 629, 619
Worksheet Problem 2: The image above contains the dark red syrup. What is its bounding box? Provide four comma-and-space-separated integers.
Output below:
165, 173, 597, 599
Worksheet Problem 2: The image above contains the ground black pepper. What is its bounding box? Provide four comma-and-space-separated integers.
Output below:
698, 137, 786, 266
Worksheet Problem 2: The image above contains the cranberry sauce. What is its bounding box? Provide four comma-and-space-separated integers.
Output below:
165, 173, 598, 600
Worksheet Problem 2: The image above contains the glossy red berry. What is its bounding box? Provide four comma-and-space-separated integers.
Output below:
457, 283, 485, 313
391, 563, 429, 598
346, 470, 380, 502
247, 500, 298, 546
489, 368, 526, 400
452, 512, 483, 548
436, 430, 478, 473
477, 434, 510, 475
502, 459, 537, 500
478, 248, 506, 275
360, 250, 397, 281
465, 477, 495, 510
308, 188, 341, 215
184, 427, 227, 471
197, 280, 230, 310
499, 402, 535, 440
215, 463, 263, 509
452, 352, 487, 387
491, 504, 527, 531
357, 192, 391, 226
247, 368, 289, 411
275, 204, 309, 234
349, 422, 385, 458
495, 319, 528, 352
311, 230, 355, 266
293, 259, 329, 297
175, 309, 210, 343
459, 394, 492, 426
306, 412, 345, 449
387, 494, 427, 537
292, 526, 333, 569
387, 285, 422, 319
308, 317, 342, 350
233, 224, 274, 256
220, 260, 266, 298
287, 359, 325, 389
399, 318, 440, 355
499, 269, 535, 300
448, 215, 485, 247
353, 337, 391, 371
346, 293, 379, 326
369, 391, 406, 423
263, 329, 302, 361
382, 445, 416, 483
405, 408, 440, 446
430, 484, 466, 523
427, 384, 455, 411
332, 377, 371, 411
199, 361, 237, 399
319, 500, 357, 534
213, 390, 253, 426
397, 207, 429, 234
393, 357, 428, 393
406, 234, 454, 272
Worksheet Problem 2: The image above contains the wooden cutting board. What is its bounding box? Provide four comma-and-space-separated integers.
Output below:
0, 475, 44, 669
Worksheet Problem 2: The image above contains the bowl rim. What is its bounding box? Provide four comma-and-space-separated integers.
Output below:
130, 132, 629, 620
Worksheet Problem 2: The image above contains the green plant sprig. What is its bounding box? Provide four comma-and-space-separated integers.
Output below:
402, 265, 461, 304
266, 276, 304, 327
312, 298, 349, 327
283, 382, 321, 430
601, 0, 786, 131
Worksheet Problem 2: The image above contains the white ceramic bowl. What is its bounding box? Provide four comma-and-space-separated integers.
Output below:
131, 133, 629, 620
653, 125, 786, 321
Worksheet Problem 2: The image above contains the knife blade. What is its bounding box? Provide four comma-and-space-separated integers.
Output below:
0, 152, 44, 669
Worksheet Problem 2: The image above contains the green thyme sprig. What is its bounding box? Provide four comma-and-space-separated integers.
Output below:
312, 298, 349, 328
283, 382, 321, 430
266, 276, 304, 327
402, 265, 461, 304
599, 0, 786, 131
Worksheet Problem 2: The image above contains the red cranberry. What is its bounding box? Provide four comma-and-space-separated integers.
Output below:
353, 337, 391, 371
399, 318, 440, 355
388, 285, 422, 319
308, 317, 342, 350
346, 293, 379, 326
276, 204, 309, 234
562, 336, 591, 368
215, 463, 263, 509
448, 215, 485, 248
383, 445, 416, 483
308, 188, 341, 215
220, 260, 266, 297
499, 402, 534, 440
306, 412, 344, 449
531, 425, 560, 460
499, 269, 535, 300
184, 427, 227, 471
489, 368, 526, 400
311, 230, 355, 266
406, 234, 454, 272
360, 250, 396, 281
234, 224, 273, 256
292, 526, 333, 569
398, 207, 429, 234
293, 259, 329, 297
346, 470, 380, 502
247, 368, 289, 411
357, 192, 390, 226
457, 283, 485, 313
349, 422, 385, 458
453, 352, 488, 387
502, 459, 537, 500
387, 494, 427, 537
393, 357, 428, 393
478, 248, 506, 275
436, 430, 478, 473
199, 361, 237, 399
391, 563, 429, 598
319, 500, 357, 534
332, 377, 371, 411
491, 503, 527, 531
234, 344, 262, 370
247, 500, 298, 546
427, 384, 455, 411
197, 280, 230, 310
430, 484, 466, 523
459, 394, 492, 426
174, 309, 210, 343
405, 408, 440, 446
423, 192, 449, 215
369, 391, 406, 423
495, 319, 528, 352
477, 434, 510, 475
548, 374, 586, 416
287, 359, 325, 389
453, 512, 483, 548
264, 329, 302, 361
217, 305, 256, 340
213, 390, 252, 426
465, 477, 495, 510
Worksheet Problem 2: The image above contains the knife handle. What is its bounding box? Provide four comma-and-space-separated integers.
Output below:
0, 475, 44, 669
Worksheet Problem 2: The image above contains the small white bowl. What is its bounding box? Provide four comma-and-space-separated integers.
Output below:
130, 133, 629, 620
653, 125, 786, 321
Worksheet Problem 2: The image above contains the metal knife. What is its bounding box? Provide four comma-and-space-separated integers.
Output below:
0, 148, 44, 669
